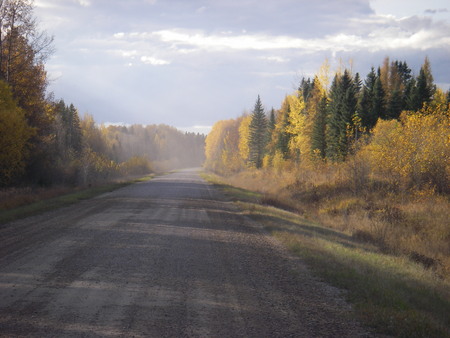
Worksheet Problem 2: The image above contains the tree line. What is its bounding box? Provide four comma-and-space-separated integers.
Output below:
205, 57, 449, 193
0, 0, 205, 187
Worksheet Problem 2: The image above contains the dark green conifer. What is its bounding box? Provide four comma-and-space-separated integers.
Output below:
310, 95, 328, 158
326, 70, 357, 161
248, 95, 268, 168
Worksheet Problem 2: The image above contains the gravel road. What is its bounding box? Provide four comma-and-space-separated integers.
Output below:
0, 169, 372, 337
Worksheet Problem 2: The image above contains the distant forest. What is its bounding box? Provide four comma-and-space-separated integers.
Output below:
0, 0, 205, 187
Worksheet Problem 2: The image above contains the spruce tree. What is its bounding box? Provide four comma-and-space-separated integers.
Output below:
387, 88, 403, 119
248, 95, 268, 168
272, 98, 291, 159
373, 75, 386, 120
415, 57, 435, 108
357, 67, 386, 128
299, 77, 314, 102
269, 108, 276, 131
358, 68, 377, 129
310, 95, 328, 158
405, 77, 419, 110
326, 70, 357, 161
326, 75, 341, 160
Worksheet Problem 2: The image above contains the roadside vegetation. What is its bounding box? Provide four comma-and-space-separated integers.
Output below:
0, 175, 154, 224
203, 172, 450, 337
204, 57, 449, 337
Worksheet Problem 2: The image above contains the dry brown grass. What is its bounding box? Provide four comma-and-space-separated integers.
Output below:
0, 186, 72, 210
219, 164, 450, 280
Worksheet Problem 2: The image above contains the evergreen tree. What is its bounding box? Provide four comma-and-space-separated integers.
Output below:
54, 100, 82, 153
385, 61, 403, 119
299, 77, 314, 103
310, 95, 328, 158
387, 88, 403, 119
248, 95, 268, 168
270, 97, 291, 159
405, 77, 419, 110
373, 72, 386, 119
415, 57, 435, 108
67, 104, 82, 152
406, 58, 436, 111
269, 108, 276, 131
326, 75, 341, 160
394, 60, 412, 85
358, 67, 376, 129
326, 70, 357, 161
357, 67, 385, 128
354, 72, 362, 93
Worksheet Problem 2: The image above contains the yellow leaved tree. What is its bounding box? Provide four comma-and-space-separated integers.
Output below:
285, 92, 307, 161
0, 80, 34, 185
238, 114, 251, 165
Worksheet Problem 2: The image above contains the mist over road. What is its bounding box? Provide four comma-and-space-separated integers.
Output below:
0, 169, 370, 337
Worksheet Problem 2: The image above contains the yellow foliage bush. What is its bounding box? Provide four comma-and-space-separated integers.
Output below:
121, 156, 153, 175
363, 108, 450, 193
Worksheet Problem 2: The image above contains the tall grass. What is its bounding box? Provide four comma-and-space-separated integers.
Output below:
211, 164, 450, 281
206, 174, 450, 337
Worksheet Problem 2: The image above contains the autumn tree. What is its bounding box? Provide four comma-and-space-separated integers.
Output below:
269, 97, 291, 159
248, 95, 268, 168
0, 0, 54, 184
286, 93, 307, 161
0, 79, 34, 185
205, 119, 237, 173
238, 114, 251, 164
364, 107, 449, 193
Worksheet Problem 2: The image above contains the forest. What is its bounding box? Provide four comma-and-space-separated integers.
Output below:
0, 0, 205, 189
205, 57, 450, 278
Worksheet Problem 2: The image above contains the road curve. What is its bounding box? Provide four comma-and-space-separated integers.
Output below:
0, 169, 371, 337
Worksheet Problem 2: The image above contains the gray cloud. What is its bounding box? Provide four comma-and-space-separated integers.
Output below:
424, 8, 448, 14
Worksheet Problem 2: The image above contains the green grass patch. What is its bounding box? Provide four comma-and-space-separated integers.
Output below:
207, 178, 450, 338
0, 175, 154, 224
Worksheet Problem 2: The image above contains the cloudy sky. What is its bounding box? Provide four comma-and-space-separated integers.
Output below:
35, 0, 450, 134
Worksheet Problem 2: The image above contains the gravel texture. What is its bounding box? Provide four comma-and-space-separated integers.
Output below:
0, 169, 373, 337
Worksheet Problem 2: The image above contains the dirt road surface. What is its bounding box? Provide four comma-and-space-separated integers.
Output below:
0, 169, 372, 337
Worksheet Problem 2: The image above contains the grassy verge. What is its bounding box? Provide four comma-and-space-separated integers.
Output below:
200, 172, 262, 203
0, 175, 154, 224
204, 173, 450, 338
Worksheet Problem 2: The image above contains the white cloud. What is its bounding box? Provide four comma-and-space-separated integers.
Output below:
149, 19, 450, 54
259, 56, 290, 63
140, 56, 170, 65
118, 50, 138, 58
35, 0, 58, 8
74, 0, 91, 7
